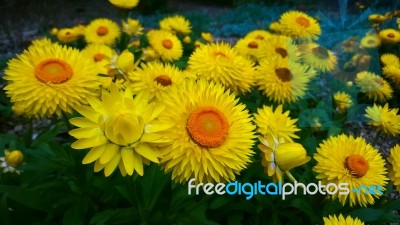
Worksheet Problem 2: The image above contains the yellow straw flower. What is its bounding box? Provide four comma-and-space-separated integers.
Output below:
234, 37, 266, 62
382, 65, 400, 86
56, 28, 81, 43
278, 10, 321, 40
159, 79, 256, 183
0, 150, 24, 174
109, 50, 136, 76
159, 15, 192, 35
4, 42, 100, 118
85, 18, 121, 45
201, 32, 213, 42
69, 83, 172, 177
388, 145, 400, 191
380, 53, 400, 67
360, 34, 381, 48
355, 71, 393, 102
147, 29, 183, 62
323, 214, 365, 225
81, 44, 116, 75
333, 91, 352, 113
122, 18, 143, 37
253, 105, 300, 141
108, 0, 139, 9
245, 29, 272, 41
299, 42, 337, 73
314, 134, 388, 207
368, 14, 389, 23
379, 29, 400, 44
365, 104, 400, 136
259, 35, 299, 61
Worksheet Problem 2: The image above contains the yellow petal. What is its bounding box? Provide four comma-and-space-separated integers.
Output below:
69, 127, 102, 139
74, 105, 100, 123
132, 151, 143, 176
99, 144, 120, 164
135, 143, 159, 163
69, 117, 97, 128
94, 160, 105, 172
141, 133, 171, 143
104, 153, 121, 177
144, 123, 174, 133
71, 135, 108, 149
118, 161, 127, 176
87, 96, 106, 114
121, 147, 135, 175
82, 145, 106, 164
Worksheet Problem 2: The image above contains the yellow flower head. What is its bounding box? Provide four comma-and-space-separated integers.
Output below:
128, 62, 188, 100
159, 79, 256, 183
122, 18, 143, 36
278, 10, 321, 40
110, 50, 136, 76
259, 134, 310, 182
5, 150, 24, 168
69, 83, 173, 177
201, 32, 213, 42
188, 42, 256, 94
141, 47, 160, 62
360, 34, 381, 48
234, 37, 266, 62
147, 29, 183, 62
314, 134, 388, 207
85, 18, 121, 45
365, 104, 400, 136
382, 64, 400, 86
81, 44, 116, 74
355, 71, 393, 102
379, 29, 400, 44
381, 53, 400, 67
299, 42, 337, 73
333, 91, 352, 113
259, 35, 299, 61
388, 145, 400, 191
159, 15, 192, 35
245, 29, 272, 41
269, 21, 285, 34
253, 105, 300, 141
256, 57, 312, 104
368, 14, 389, 23
108, 0, 139, 9
4, 42, 100, 118
323, 214, 365, 225
56, 28, 81, 43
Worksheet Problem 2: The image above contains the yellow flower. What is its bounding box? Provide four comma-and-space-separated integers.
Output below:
159, 15, 191, 35
299, 42, 337, 73
253, 105, 300, 141
259, 134, 310, 182
147, 29, 183, 62
381, 53, 400, 67
355, 71, 393, 102
256, 56, 313, 104
81, 44, 116, 74
159, 79, 256, 183
50, 27, 58, 36
128, 61, 188, 100
365, 104, 400, 136
259, 35, 299, 61
122, 18, 143, 36
56, 28, 81, 43
69, 83, 172, 176
183, 36, 191, 44
188, 42, 256, 94
108, 0, 139, 9
388, 145, 400, 191
234, 37, 266, 62
141, 47, 160, 62
333, 91, 352, 113
245, 29, 272, 41
360, 34, 381, 48
110, 50, 136, 76
368, 14, 389, 23
278, 10, 321, 40
323, 214, 365, 225
201, 32, 213, 42
29, 37, 53, 49
4, 42, 100, 118
382, 64, 400, 86
85, 18, 121, 45
314, 134, 388, 207
0, 150, 24, 174
379, 29, 400, 44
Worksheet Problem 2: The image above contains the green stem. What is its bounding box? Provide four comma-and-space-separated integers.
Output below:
372, 131, 381, 147
61, 111, 72, 130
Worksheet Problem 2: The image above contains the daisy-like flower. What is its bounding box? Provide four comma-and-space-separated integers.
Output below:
333, 91, 352, 113
69, 83, 172, 176
355, 71, 393, 102
299, 43, 337, 73
159, 15, 192, 35
269, 21, 285, 34
258, 35, 299, 61
365, 104, 400, 136
382, 65, 400, 87
0, 150, 24, 174
259, 133, 310, 182
368, 14, 389, 23
278, 11, 321, 40
4, 42, 100, 118
256, 56, 312, 104
29, 37, 53, 49
360, 34, 381, 48
85, 18, 121, 45
81, 44, 116, 74
381, 53, 400, 67
253, 105, 300, 141
159, 79, 256, 183
56, 28, 81, 43
234, 37, 266, 62
122, 18, 143, 37
188, 42, 256, 94
141, 47, 160, 62
388, 145, 400, 191
108, 0, 139, 9
128, 62, 188, 100
379, 29, 400, 44
314, 134, 388, 207
245, 29, 272, 41
323, 214, 365, 225
109, 50, 137, 77
147, 29, 183, 62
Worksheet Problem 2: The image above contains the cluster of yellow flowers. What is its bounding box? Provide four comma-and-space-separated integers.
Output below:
2, 2, 400, 223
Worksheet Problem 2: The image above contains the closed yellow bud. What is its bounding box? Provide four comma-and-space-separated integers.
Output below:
275, 143, 310, 171
201, 32, 213, 42
183, 36, 191, 44
104, 112, 144, 146
5, 150, 24, 167
116, 51, 135, 74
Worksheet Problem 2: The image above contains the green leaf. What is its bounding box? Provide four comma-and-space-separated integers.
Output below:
209, 195, 231, 210
0, 194, 11, 225
89, 208, 138, 225
328, 126, 341, 136
289, 198, 319, 224
0, 185, 53, 212
62, 201, 88, 225
227, 213, 243, 225
31, 123, 63, 147
347, 208, 386, 222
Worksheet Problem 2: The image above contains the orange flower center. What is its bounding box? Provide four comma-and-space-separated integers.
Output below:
387, 33, 395, 38
162, 39, 173, 49
155, 75, 172, 86
187, 107, 229, 148
295, 16, 311, 27
94, 53, 104, 62
97, 26, 109, 36
345, 154, 369, 178
255, 35, 265, 40
275, 68, 292, 82
35, 59, 73, 84
247, 41, 258, 49
312, 46, 329, 59
275, 47, 288, 58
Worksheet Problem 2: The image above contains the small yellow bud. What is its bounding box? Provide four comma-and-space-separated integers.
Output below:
274, 143, 310, 171
5, 150, 24, 167
201, 32, 213, 42
116, 51, 135, 74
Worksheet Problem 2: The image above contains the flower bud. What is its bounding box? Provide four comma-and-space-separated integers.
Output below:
5, 150, 24, 167
275, 143, 310, 171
